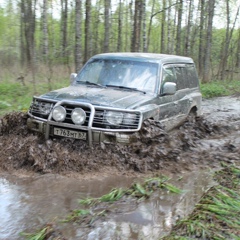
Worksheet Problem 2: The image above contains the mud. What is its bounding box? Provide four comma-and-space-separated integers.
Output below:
0, 97, 240, 175
0, 96, 240, 239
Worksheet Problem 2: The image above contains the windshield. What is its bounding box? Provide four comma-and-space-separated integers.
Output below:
76, 59, 158, 93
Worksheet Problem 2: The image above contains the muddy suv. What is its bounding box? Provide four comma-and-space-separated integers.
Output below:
27, 53, 202, 145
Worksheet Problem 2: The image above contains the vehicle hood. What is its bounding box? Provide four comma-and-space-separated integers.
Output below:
40, 85, 154, 109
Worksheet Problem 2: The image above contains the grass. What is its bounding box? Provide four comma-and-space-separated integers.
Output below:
20, 225, 53, 240
0, 79, 69, 116
161, 164, 240, 240
200, 79, 240, 98
78, 176, 182, 207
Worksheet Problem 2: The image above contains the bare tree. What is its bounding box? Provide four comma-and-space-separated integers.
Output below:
202, 0, 215, 83
61, 0, 68, 64
75, 0, 82, 72
131, 0, 143, 52
84, 0, 92, 63
217, 2, 240, 80
117, 0, 123, 52
198, 0, 205, 78
184, 0, 193, 56
160, 0, 166, 53
42, 0, 49, 60
147, 0, 156, 51
175, 0, 183, 55
104, 0, 111, 53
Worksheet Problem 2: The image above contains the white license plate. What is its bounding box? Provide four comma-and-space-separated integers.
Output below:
54, 127, 87, 140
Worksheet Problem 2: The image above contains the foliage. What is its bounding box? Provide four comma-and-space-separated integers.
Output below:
161, 164, 240, 240
78, 176, 182, 206
20, 225, 51, 240
200, 79, 240, 98
0, 76, 69, 116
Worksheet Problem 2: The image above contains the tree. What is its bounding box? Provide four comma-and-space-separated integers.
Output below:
117, 0, 123, 52
84, 0, 92, 63
42, 0, 49, 60
75, 0, 82, 72
104, 0, 111, 53
202, 0, 215, 83
131, 0, 142, 52
175, 0, 183, 55
61, 0, 68, 64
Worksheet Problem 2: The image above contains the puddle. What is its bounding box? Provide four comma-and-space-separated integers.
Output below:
0, 171, 214, 240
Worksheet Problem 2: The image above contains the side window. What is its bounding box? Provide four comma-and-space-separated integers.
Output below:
175, 67, 186, 90
162, 66, 176, 85
185, 64, 199, 88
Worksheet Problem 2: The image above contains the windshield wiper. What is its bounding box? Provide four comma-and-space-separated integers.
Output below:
79, 81, 104, 87
105, 85, 146, 94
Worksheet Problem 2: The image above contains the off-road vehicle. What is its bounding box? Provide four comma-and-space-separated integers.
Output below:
27, 53, 202, 145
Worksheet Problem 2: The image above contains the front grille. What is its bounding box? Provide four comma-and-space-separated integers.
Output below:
93, 109, 141, 130
29, 100, 54, 119
29, 98, 141, 131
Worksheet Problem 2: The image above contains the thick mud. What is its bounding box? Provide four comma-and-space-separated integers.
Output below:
0, 96, 240, 239
0, 97, 239, 175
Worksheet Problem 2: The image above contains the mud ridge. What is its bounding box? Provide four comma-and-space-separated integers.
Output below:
0, 112, 239, 174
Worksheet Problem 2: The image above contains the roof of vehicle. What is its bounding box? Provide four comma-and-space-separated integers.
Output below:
92, 52, 194, 64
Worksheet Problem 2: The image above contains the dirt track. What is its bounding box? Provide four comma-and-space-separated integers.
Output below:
0, 96, 239, 176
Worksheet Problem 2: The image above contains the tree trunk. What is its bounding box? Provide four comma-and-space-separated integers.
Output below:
167, 0, 172, 54
61, 0, 68, 64
142, 0, 147, 52
131, 0, 143, 52
198, 0, 205, 79
84, 0, 91, 63
160, 0, 166, 53
42, 0, 49, 60
104, 0, 111, 53
75, 0, 82, 72
217, 2, 239, 80
117, 0, 122, 52
175, 0, 183, 55
202, 0, 215, 83
184, 0, 193, 56
147, 0, 156, 52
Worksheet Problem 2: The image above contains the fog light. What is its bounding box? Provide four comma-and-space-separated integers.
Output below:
71, 108, 86, 125
52, 106, 66, 122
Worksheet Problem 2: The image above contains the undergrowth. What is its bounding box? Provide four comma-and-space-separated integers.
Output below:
0, 79, 68, 116
162, 164, 240, 240
200, 79, 240, 98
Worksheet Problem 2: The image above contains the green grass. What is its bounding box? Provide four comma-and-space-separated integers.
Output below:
0, 79, 69, 116
20, 226, 51, 240
200, 79, 240, 98
78, 176, 182, 206
161, 164, 240, 240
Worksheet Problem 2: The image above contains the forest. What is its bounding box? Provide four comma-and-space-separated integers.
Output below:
0, 0, 239, 87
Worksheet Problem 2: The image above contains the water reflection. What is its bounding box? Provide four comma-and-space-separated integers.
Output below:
0, 171, 214, 240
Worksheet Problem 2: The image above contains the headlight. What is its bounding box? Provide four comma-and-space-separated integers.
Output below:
106, 111, 123, 125
52, 106, 66, 122
71, 108, 86, 125
39, 102, 52, 115
123, 113, 136, 125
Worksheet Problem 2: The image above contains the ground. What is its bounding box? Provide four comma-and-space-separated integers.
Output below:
0, 96, 240, 239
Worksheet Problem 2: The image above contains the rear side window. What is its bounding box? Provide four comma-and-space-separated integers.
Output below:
162, 64, 199, 91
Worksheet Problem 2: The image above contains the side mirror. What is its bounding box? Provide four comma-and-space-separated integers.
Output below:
162, 82, 176, 95
70, 73, 77, 84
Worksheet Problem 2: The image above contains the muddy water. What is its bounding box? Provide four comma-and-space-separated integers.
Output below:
0, 171, 213, 240
0, 96, 240, 239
